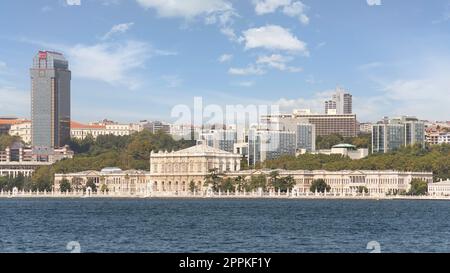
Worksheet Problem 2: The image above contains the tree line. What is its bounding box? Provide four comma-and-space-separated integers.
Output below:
316, 133, 371, 150
1, 131, 449, 192
203, 169, 296, 193
30, 130, 195, 191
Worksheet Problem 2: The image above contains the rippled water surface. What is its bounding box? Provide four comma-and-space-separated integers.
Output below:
0, 198, 449, 253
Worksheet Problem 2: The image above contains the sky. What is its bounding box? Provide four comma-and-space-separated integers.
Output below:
0, 0, 449, 123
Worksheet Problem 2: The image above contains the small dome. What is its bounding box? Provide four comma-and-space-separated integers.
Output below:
332, 143, 356, 149
101, 167, 123, 174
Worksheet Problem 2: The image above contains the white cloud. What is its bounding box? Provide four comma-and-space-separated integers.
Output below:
274, 68, 450, 122
0, 86, 30, 117
68, 41, 149, 89
316, 42, 326, 49
228, 54, 302, 76
381, 77, 450, 117
102, 22, 135, 40
234, 81, 255, 87
242, 25, 308, 54
218, 54, 233, 63
162, 75, 183, 88
256, 54, 302, 72
279, 76, 450, 122
136, 0, 237, 41
66, 0, 81, 6
136, 0, 234, 21
220, 27, 243, 43
282, 1, 309, 24
254, 0, 309, 25
305, 74, 321, 85
18, 37, 177, 90
358, 61, 383, 70
228, 65, 266, 76
274, 90, 335, 114
352, 56, 450, 121
367, 0, 381, 6
254, 0, 291, 15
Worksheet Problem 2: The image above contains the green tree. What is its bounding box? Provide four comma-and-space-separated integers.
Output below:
349, 134, 371, 149
32, 166, 54, 191
408, 179, 428, 196
60, 179, 72, 192
281, 175, 296, 192
316, 134, 344, 149
261, 143, 450, 182
189, 180, 198, 193
268, 171, 280, 188
240, 159, 249, 170
356, 186, 369, 194
100, 183, 109, 193
11, 174, 26, 191
0, 135, 22, 150
234, 176, 247, 192
0, 176, 8, 191
220, 178, 235, 193
248, 174, 267, 191
72, 177, 84, 191
85, 178, 97, 192
32, 130, 197, 187
310, 179, 331, 193
204, 168, 224, 192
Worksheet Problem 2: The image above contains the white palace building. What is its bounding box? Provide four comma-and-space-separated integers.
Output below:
54, 144, 433, 196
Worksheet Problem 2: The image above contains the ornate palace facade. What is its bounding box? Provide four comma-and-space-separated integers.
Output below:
54, 144, 433, 196
54, 144, 242, 194
148, 145, 242, 193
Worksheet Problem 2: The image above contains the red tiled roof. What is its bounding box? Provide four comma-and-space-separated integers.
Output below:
71, 121, 105, 129
0, 119, 30, 125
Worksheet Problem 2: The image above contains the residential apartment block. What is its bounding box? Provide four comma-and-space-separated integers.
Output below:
264, 112, 358, 137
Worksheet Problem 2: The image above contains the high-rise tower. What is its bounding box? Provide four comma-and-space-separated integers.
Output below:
31, 51, 71, 151
325, 87, 352, 115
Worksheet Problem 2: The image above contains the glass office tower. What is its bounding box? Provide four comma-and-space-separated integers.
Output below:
372, 116, 425, 153
31, 51, 71, 152
248, 129, 297, 166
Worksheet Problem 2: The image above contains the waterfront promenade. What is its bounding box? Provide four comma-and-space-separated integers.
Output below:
1, 189, 449, 201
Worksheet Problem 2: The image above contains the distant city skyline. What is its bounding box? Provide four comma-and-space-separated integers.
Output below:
1, 0, 450, 123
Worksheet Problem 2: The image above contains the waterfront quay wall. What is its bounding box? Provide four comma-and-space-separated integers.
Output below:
1, 189, 449, 201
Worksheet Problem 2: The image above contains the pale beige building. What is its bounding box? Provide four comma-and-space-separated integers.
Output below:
1, 143, 73, 177
54, 168, 149, 194
428, 180, 450, 196
9, 120, 32, 144
54, 144, 432, 196
149, 144, 242, 193
229, 169, 432, 196
70, 121, 143, 140
54, 144, 243, 194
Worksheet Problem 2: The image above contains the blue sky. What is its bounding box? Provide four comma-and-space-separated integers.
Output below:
0, 0, 449, 123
